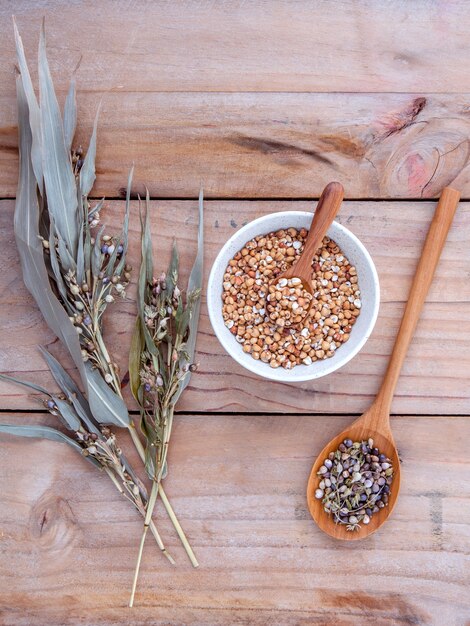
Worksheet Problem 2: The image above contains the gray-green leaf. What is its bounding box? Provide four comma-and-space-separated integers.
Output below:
38, 22, 78, 256
84, 363, 130, 427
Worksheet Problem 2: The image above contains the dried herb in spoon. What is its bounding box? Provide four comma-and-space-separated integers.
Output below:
316, 438, 394, 531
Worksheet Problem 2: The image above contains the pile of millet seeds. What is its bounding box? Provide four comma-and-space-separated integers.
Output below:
221, 227, 361, 370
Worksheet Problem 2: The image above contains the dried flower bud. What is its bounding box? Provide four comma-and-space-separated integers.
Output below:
81, 283, 89, 292
115, 284, 124, 293
104, 373, 113, 384
107, 244, 115, 255
102, 235, 112, 242
105, 294, 114, 303
42, 239, 50, 249
111, 275, 119, 284
156, 374, 164, 387
75, 301, 84, 311
189, 363, 198, 372
70, 284, 80, 295
172, 349, 178, 362
117, 245, 124, 255
90, 219, 99, 228
173, 286, 181, 299
83, 315, 92, 326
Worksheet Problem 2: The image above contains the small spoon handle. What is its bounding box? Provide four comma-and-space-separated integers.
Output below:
290, 182, 344, 279
376, 187, 460, 414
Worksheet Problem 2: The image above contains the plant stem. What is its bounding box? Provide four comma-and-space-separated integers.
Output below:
128, 417, 196, 564
104, 467, 175, 565
158, 483, 198, 567
129, 479, 159, 608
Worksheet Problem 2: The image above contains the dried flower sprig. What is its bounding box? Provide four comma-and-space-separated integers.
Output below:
128, 190, 204, 606
0, 352, 174, 564
10, 20, 178, 569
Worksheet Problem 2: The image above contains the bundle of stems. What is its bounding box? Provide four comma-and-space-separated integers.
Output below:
9, 20, 200, 575
128, 191, 203, 606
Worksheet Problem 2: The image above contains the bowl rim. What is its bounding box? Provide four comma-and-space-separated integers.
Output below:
207, 211, 380, 382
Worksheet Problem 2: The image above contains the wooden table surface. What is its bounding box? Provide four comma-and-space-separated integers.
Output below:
1, 2, 469, 625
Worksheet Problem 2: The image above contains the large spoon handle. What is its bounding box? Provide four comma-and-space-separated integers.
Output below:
376, 187, 460, 413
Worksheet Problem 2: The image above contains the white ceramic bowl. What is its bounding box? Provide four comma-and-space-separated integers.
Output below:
207, 211, 380, 382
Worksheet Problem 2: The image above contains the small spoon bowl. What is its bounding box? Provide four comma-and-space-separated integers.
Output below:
271, 182, 344, 324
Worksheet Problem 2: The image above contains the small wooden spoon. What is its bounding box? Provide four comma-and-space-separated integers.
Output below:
307, 186, 461, 540
271, 182, 344, 321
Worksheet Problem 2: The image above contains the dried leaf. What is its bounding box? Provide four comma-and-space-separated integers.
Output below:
79, 102, 101, 196
176, 189, 204, 399
38, 21, 78, 256
38, 346, 95, 423
129, 317, 144, 403
63, 77, 76, 153
76, 220, 85, 284
115, 166, 133, 275
91, 225, 104, 277
0, 372, 51, 397
88, 197, 104, 219
0, 423, 101, 468
51, 396, 81, 431
48, 219, 67, 300
84, 363, 130, 427
13, 18, 43, 190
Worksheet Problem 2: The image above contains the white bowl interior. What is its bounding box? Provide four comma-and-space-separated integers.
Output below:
207, 212, 380, 382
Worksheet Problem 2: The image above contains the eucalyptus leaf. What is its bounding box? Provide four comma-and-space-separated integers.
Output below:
85, 363, 130, 427
38, 22, 78, 256
38, 346, 94, 423
51, 396, 81, 431
56, 222, 76, 273
0, 423, 101, 468
0, 372, 51, 397
91, 225, 105, 277
63, 77, 77, 153
80, 102, 101, 196
13, 18, 43, 190
48, 219, 67, 300
76, 220, 85, 284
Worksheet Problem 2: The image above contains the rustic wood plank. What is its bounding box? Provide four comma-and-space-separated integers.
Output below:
0, 413, 469, 625
3, 0, 470, 94
2, 92, 470, 198
0, 199, 469, 415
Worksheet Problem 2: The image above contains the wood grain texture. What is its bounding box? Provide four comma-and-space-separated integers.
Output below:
3, 0, 470, 94
2, 92, 470, 198
0, 413, 469, 625
0, 199, 469, 415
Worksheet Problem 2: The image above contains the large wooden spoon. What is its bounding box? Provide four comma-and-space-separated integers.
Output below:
307, 186, 461, 540
270, 182, 344, 323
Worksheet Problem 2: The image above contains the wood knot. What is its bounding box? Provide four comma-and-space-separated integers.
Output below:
379, 118, 470, 197
29, 493, 80, 553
